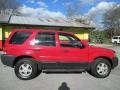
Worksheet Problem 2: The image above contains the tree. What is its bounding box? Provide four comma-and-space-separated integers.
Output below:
65, 1, 89, 24
65, 1, 81, 18
102, 5, 120, 37
0, 0, 21, 15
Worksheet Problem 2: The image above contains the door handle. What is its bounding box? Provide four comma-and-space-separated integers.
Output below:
63, 50, 69, 53
33, 48, 41, 51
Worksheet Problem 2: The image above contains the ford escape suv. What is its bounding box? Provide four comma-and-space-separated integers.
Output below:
1, 29, 118, 80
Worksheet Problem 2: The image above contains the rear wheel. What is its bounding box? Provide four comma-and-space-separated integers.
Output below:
14, 58, 38, 80
89, 58, 111, 78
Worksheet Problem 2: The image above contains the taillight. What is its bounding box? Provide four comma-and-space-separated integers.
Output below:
3, 47, 6, 52
2, 47, 7, 54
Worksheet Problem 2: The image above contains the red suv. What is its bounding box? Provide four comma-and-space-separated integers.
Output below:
1, 29, 118, 80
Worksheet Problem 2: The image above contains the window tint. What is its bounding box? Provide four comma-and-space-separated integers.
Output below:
59, 33, 81, 48
59, 33, 79, 41
113, 37, 118, 39
9, 32, 31, 44
35, 32, 56, 46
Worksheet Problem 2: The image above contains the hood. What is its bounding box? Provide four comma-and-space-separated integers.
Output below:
88, 45, 115, 56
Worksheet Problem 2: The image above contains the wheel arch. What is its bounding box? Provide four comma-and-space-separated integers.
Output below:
94, 56, 113, 68
13, 55, 35, 67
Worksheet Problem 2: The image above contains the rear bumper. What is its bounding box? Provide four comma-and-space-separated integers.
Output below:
1, 54, 16, 67
111, 57, 119, 69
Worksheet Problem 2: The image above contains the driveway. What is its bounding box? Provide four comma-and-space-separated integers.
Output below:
0, 45, 120, 90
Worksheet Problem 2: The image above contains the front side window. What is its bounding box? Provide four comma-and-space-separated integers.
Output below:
59, 33, 81, 48
34, 32, 56, 46
9, 32, 32, 44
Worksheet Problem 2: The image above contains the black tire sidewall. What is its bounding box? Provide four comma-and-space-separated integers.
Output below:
14, 58, 38, 80
91, 58, 111, 78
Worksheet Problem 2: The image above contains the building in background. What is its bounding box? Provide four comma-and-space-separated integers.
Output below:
0, 14, 94, 50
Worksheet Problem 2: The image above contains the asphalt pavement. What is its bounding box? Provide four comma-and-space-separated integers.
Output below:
0, 45, 120, 90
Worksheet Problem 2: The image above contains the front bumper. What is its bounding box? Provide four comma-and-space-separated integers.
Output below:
111, 57, 119, 69
1, 54, 16, 67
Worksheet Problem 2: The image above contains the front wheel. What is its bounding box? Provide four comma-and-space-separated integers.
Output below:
114, 41, 118, 45
89, 58, 111, 78
14, 58, 38, 80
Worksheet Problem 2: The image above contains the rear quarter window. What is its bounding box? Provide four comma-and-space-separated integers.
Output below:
9, 32, 32, 44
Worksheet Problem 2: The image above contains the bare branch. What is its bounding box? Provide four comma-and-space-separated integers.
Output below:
102, 4, 120, 36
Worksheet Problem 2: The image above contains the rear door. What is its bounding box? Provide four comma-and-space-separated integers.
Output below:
31, 32, 61, 62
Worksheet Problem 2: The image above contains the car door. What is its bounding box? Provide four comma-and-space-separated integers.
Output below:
31, 32, 62, 62
58, 33, 89, 63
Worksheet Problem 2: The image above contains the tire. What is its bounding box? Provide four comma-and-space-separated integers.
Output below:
114, 41, 117, 45
14, 58, 38, 80
90, 58, 111, 78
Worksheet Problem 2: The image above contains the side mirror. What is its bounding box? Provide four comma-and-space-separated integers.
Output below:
73, 42, 84, 48
77, 43, 84, 48
70, 41, 85, 48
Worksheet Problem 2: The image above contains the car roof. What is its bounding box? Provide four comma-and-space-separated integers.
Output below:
113, 36, 120, 37
12, 29, 74, 35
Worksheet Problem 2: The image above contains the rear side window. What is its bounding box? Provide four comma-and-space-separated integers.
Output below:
9, 32, 32, 44
34, 32, 56, 46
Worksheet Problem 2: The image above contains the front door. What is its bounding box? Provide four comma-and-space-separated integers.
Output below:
58, 33, 89, 63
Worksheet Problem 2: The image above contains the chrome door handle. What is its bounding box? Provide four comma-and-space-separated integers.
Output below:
33, 48, 41, 51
